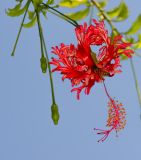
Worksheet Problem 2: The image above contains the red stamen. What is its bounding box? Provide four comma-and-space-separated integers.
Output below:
94, 81, 126, 142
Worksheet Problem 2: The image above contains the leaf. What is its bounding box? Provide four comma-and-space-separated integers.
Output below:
8, 3, 21, 12
98, 0, 107, 8
16, 0, 23, 2
125, 15, 141, 35
41, 10, 47, 18
32, 0, 43, 5
114, 2, 129, 21
67, 7, 90, 21
59, 0, 88, 8
28, 10, 35, 20
6, 3, 28, 17
106, 1, 129, 21
23, 16, 37, 28
46, 0, 54, 5
134, 34, 141, 49
106, 4, 121, 19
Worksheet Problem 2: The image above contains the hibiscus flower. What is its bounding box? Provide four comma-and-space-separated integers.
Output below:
50, 19, 133, 99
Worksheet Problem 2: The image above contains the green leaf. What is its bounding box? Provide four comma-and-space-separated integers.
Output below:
32, 0, 43, 9
23, 16, 37, 28
28, 10, 35, 20
6, 3, 28, 17
125, 15, 141, 35
98, 0, 108, 8
114, 2, 129, 21
134, 34, 141, 49
16, 0, 23, 2
106, 4, 121, 18
46, 0, 54, 5
106, 1, 129, 21
8, 3, 21, 12
67, 7, 90, 21
33, 0, 42, 2
41, 10, 47, 18
59, 0, 88, 8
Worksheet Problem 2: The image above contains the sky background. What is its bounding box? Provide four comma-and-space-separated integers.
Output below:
1, 0, 141, 160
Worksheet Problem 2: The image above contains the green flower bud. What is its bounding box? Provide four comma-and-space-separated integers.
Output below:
40, 56, 47, 73
51, 103, 60, 125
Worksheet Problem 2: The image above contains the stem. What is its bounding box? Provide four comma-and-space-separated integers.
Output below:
91, 0, 118, 33
11, 0, 30, 56
36, 11, 56, 104
41, 3, 79, 27
103, 81, 111, 101
43, 35, 56, 104
89, 6, 94, 25
36, 10, 44, 56
42, 35, 56, 104
130, 58, 141, 116
48, 9, 77, 27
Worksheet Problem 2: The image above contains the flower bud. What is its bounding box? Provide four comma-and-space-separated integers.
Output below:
40, 56, 47, 73
51, 103, 60, 125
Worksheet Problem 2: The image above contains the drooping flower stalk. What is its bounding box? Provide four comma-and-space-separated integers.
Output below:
42, 3, 79, 27
11, 0, 31, 56
36, 9, 59, 124
41, 27, 56, 105
36, 9, 47, 73
130, 58, 141, 118
36, 10, 44, 57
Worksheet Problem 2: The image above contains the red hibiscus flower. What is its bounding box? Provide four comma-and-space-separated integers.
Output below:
50, 19, 133, 99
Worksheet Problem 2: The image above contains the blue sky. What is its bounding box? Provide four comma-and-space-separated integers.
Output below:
1, 0, 141, 160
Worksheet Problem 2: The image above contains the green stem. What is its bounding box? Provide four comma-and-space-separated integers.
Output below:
11, 0, 30, 56
36, 10, 44, 56
89, 6, 94, 25
91, 0, 118, 33
130, 58, 141, 115
47, 9, 77, 27
36, 10, 56, 104
41, 3, 79, 27
42, 35, 56, 104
